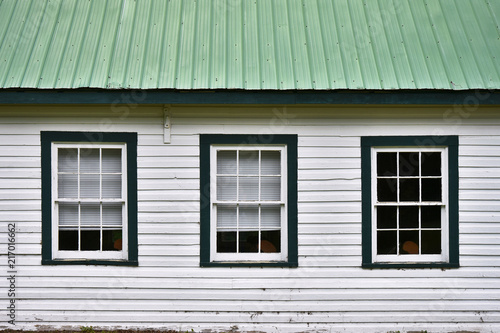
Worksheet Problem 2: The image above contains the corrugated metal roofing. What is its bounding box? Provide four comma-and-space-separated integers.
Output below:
0, 0, 499, 91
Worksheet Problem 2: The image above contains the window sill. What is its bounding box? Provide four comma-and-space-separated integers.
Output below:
42, 259, 138, 266
362, 262, 459, 269
201, 261, 298, 268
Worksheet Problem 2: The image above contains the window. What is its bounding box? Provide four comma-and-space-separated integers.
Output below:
361, 136, 459, 268
41, 132, 137, 265
200, 135, 297, 267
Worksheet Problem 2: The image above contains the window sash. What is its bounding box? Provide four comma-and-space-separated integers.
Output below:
51, 143, 128, 260
371, 147, 449, 263
210, 145, 288, 262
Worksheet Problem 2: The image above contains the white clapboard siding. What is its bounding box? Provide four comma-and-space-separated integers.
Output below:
1, 105, 500, 332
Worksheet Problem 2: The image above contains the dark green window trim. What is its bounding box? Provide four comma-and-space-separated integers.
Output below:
361, 136, 459, 269
200, 134, 298, 267
41, 131, 138, 266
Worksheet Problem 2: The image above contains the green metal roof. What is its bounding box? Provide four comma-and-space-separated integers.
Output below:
0, 0, 499, 91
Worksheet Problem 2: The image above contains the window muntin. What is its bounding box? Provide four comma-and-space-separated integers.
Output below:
210, 146, 288, 262
52, 143, 128, 260
372, 147, 449, 263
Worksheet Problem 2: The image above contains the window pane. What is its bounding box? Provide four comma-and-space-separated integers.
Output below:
377, 206, 397, 229
217, 151, 237, 174
217, 176, 237, 200
239, 206, 259, 229
421, 206, 441, 228
261, 230, 280, 252
400, 230, 419, 254
102, 203, 122, 226
102, 174, 122, 198
80, 174, 100, 198
217, 205, 237, 229
81, 203, 100, 227
422, 230, 441, 254
422, 178, 441, 201
102, 149, 122, 173
239, 151, 259, 175
399, 178, 419, 201
377, 152, 397, 176
59, 230, 78, 250
80, 149, 100, 172
377, 178, 397, 202
261, 151, 280, 175
58, 174, 78, 198
261, 206, 281, 229
58, 148, 78, 172
239, 231, 259, 253
59, 203, 79, 226
261, 176, 280, 201
422, 152, 441, 176
217, 231, 236, 252
102, 229, 121, 251
81, 230, 100, 251
377, 231, 397, 254
399, 206, 419, 228
399, 152, 419, 176
239, 176, 259, 200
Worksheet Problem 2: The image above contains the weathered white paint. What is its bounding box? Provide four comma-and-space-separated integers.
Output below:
0, 105, 500, 332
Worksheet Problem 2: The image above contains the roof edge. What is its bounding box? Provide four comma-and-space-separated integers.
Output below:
0, 89, 499, 105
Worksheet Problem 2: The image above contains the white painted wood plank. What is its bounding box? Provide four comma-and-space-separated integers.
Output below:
14, 309, 500, 324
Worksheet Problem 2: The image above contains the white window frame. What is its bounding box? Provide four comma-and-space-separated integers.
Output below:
210, 145, 288, 262
371, 146, 449, 264
51, 142, 128, 260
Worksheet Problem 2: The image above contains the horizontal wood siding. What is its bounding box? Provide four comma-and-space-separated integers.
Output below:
0, 105, 499, 332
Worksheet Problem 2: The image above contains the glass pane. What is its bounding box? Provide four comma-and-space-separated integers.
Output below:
239, 231, 259, 253
422, 152, 441, 176
377, 178, 397, 202
422, 178, 441, 201
217, 176, 237, 200
217, 150, 237, 174
58, 148, 78, 172
399, 206, 419, 228
80, 174, 100, 198
81, 203, 100, 226
239, 151, 259, 175
102, 149, 122, 173
80, 149, 100, 172
261, 176, 280, 200
261, 230, 280, 252
217, 205, 237, 229
377, 152, 397, 176
399, 152, 419, 176
261, 206, 281, 229
58, 174, 78, 198
239, 206, 259, 229
217, 231, 236, 253
399, 178, 419, 201
102, 174, 122, 198
59, 230, 78, 250
421, 206, 441, 228
261, 151, 280, 175
81, 230, 100, 251
102, 203, 122, 226
239, 176, 259, 200
59, 203, 79, 226
377, 231, 397, 254
422, 230, 441, 254
102, 229, 121, 251
399, 230, 419, 254
376, 206, 397, 229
